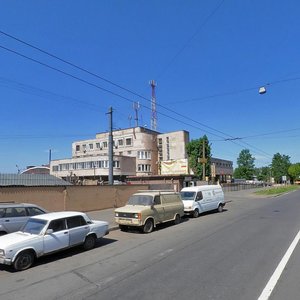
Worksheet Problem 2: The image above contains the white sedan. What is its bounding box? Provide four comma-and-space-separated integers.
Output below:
0, 211, 109, 271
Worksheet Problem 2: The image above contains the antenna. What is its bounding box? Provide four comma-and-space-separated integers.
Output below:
149, 80, 157, 131
133, 101, 140, 127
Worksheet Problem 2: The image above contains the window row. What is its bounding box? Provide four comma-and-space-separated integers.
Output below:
137, 151, 151, 160
137, 164, 151, 172
75, 137, 133, 152
52, 160, 120, 172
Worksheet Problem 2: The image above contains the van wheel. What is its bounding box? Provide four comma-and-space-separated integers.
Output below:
174, 214, 181, 225
119, 225, 128, 232
193, 209, 200, 218
143, 219, 154, 233
217, 204, 224, 213
13, 250, 35, 271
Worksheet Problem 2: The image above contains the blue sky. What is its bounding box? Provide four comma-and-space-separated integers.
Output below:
0, 0, 300, 173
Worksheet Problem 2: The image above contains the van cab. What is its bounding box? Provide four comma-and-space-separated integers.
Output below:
115, 190, 184, 233
180, 185, 225, 218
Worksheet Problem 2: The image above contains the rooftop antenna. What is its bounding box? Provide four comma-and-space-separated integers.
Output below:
128, 115, 132, 127
149, 80, 157, 131
133, 102, 140, 127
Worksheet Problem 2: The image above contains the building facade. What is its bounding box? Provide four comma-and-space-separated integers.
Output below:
50, 127, 189, 182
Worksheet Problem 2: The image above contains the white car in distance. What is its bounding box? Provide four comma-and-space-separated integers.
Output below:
0, 211, 109, 271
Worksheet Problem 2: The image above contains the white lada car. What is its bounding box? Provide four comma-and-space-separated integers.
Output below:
0, 211, 109, 271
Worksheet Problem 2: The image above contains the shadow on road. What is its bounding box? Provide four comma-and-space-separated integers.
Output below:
0, 237, 117, 273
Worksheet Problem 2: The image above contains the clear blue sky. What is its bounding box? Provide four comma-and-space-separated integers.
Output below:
1, 0, 300, 173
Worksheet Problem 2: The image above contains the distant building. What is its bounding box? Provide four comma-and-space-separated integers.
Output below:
50, 127, 189, 182
210, 157, 233, 183
50, 126, 233, 185
21, 165, 50, 175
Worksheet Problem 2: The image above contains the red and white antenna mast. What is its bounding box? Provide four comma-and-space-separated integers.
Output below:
149, 80, 157, 131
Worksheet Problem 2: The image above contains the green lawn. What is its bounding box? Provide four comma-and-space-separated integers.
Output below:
255, 185, 300, 196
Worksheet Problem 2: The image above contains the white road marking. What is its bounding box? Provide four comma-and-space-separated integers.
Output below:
258, 229, 300, 300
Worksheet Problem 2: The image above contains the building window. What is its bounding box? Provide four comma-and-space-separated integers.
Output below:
166, 137, 170, 160
89, 143, 93, 150
127, 151, 132, 155
118, 139, 123, 146
138, 164, 151, 172
125, 138, 132, 146
96, 143, 100, 149
76, 145, 80, 152
113, 161, 120, 168
138, 151, 151, 160
103, 141, 108, 148
52, 166, 59, 172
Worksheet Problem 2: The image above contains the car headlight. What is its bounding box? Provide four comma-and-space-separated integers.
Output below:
115, 212, 119, 217
133, 213, 141, 219
0, 249, 5, 256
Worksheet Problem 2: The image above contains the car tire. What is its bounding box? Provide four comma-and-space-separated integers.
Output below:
13, 250, 35, 271
0, 231, 7, 236
83, 235, 96, 251
143, 219, 154, 233
193, 209, 200, 218
217, 204, 224, 213
174, 214, 181, 225
119, 225, 128, 232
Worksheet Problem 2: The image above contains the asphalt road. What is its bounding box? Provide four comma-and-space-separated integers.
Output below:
1, 189, 300, 300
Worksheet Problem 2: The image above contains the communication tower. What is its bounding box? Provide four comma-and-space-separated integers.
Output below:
149, 80, 157, 131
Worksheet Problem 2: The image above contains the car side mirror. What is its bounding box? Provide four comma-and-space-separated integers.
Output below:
46, 229, 54, 235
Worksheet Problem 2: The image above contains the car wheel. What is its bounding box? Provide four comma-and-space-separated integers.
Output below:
217, 204, 224, 213
119, 225, 128, 232
174, 214, 181, 225
0, 231, 7, 236
143, 219, 154, 233
13, 250, 35, 271
83, 235, 96, 251
193, 209, 200, 218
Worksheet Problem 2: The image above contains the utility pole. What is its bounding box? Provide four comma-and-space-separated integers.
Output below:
107, 107, 113, 185
202, 140, 206, 181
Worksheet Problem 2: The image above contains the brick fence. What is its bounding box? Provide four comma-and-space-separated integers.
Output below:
0, 185, 149, 212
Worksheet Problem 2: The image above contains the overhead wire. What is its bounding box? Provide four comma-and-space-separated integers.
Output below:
0, 32, 273, 158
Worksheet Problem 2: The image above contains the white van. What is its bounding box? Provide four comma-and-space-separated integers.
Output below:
180, 185, 225, 218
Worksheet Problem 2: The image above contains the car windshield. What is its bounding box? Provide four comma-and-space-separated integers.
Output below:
127, 195, 153, 206
180, 191, 196, 201
21, 218, 47, 235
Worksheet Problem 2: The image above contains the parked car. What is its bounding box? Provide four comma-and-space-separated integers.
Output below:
0, 203, 47, 235
115, 190, 184, 233
180, 185, 225, 217
0, 211, 109, 271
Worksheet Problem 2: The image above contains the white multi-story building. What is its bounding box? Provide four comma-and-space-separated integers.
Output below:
50, 127, 189, 182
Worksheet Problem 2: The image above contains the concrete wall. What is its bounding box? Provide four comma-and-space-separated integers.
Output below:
0, 185, 149, 212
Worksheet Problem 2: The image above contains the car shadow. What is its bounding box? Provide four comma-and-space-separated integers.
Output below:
0, 237, 117, 273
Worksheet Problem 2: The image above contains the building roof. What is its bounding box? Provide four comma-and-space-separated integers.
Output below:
0, 174, 72, 187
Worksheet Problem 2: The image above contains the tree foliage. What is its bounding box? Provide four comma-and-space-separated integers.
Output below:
254, 166, 271, 182
288, 163, 300, 182
233, 149, 255, 180
186, 135, 211, 179
271, 153, 291, 183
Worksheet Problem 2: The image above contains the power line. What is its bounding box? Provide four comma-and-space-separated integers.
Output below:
0, 40, 271, 158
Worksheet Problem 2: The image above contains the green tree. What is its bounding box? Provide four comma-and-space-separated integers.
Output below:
254, 166, 271, 182
186, 135, 211, 179
234, 149, 255, 180
288, 163, 300, 182
271, 153, 291, 183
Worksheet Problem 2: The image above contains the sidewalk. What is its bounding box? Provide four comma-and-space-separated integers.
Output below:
87, 208, 119, 231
